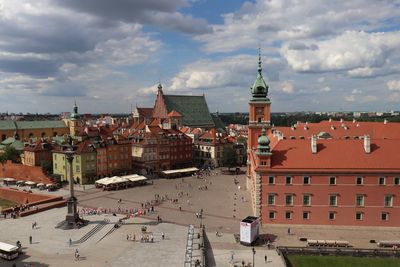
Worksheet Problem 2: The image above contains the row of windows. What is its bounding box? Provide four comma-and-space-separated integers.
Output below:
268, 194, 394, 207
269, 176, 400, 186
269, 211, 390, 221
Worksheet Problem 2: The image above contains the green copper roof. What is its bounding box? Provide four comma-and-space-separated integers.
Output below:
211, 114, 226, 132
251, 49, 269, 100
163, 95, 215, 127
16, 121, 67, 129
0, 121, 16, 130
257, 128, 271, 156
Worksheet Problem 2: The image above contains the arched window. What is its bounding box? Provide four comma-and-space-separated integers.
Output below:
29, 133, 34, 138
41, 132, 46, 137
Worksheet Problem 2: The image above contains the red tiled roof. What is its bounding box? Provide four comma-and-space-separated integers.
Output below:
191, 128, 202, 135
137, 107, 153, 118
149, 118, 160, 127
24, 140, 53, 152
167, 109, 183, 117
270, 139, 400, 170
274, 121, 400, 140
75, 140, 96, 154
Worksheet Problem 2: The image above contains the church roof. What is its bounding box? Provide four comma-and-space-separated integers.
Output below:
137, 107, 153, 118
163, 95, 214, 127
167, 110, 183, 117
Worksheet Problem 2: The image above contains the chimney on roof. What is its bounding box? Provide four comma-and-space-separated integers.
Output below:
311, 135, 317, 154
364, 135, 371, 153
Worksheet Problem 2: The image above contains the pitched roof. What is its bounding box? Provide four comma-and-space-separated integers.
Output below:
137, 108, 154, 118
274, 121, 400, 140
167, 110, 183, 117
0, 121, 16, 130
15, 121, 67, 129
163, 95, 214, 127
211, 114, 226, 132
270, 139, 400, 170
24, 140, 53, 152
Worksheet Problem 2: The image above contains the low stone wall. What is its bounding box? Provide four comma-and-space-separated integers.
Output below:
0, 187, 63, 216
0, 187, 58, 204
19, 200, 66, 217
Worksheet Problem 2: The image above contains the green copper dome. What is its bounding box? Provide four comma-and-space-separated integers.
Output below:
257, 128, 271, 155
251, 49, 269, 100
70, 101, 80, 120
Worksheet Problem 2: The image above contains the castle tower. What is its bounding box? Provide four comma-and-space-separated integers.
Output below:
248, 48, 271, 151
247, 49, 272, 218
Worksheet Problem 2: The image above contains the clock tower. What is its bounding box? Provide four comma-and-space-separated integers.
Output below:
248, 49, 271, 151
247, 49, 272, 218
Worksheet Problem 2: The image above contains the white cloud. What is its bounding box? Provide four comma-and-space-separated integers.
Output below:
137, 84, 159, 96
352, 89, 362, 94
344, 95, 356, 102
169, 55, 284, 91
196, 0, 400, 53
282, 31, 400, 73
280, 81, 294, 94
320, 86, 331, 92
387, 80, 400, 91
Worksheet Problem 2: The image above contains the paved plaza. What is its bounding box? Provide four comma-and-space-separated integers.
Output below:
1, 171, 400, 266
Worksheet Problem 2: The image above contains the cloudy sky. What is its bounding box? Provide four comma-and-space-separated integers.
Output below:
1, 0, 400, 114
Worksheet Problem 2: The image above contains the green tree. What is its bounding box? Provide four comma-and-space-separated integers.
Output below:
0, 146, 21, 163
221, 146, 237, 170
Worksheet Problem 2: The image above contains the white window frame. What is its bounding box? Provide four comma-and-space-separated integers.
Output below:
285, 176, 292, 185
379, 177, 386, 185
329, 194, 338, 206
356, 212, 363, 221
267, 194, 275, 205
285, 211, 293, 220
356, 176, 363, 185
329, 212, 336, 220
356, 194, 364, 207
384, 195, 393, 207
329, 176, 336, 185
269, 211, 276, 220
303, 194, 311, 206
303, 176, 310, 185
285, 194, 294, 206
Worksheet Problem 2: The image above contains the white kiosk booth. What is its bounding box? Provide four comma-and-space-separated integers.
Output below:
240, 216, 260, 245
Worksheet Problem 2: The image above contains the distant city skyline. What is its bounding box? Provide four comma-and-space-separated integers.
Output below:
1, 0, 400, 113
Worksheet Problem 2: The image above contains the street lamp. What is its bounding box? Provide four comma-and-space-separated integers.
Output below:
252, 247, 256, 267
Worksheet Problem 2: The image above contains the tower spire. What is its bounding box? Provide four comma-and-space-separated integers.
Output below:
258, 47, 262, 73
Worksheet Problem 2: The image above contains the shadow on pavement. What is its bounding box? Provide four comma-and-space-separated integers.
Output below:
204, 232, 217, 267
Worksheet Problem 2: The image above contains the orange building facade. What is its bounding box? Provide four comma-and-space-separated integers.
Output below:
247, 52, 400, 227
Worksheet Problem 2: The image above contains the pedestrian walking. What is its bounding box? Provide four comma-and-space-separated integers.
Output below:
75, 249, 80, 261
161, 232, 165, 240
29, 235, 32, 244
265, 254, 267, 262
287, 228, 291, 235
69, 238, 72, 246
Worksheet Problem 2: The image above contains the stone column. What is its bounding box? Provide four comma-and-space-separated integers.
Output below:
65, 150, 78, 223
